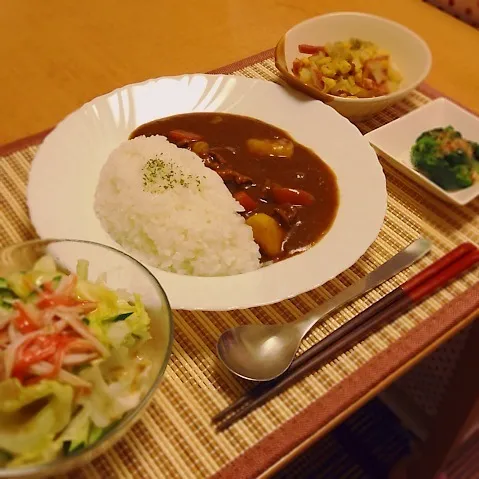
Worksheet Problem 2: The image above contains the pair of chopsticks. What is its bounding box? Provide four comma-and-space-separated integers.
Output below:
212, 242, 479, 431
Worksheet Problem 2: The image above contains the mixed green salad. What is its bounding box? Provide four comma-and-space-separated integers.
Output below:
411, 126, 479, 190
0, 256, 153, 468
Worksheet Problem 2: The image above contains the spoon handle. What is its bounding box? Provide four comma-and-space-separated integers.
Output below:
298, 238, 431, 335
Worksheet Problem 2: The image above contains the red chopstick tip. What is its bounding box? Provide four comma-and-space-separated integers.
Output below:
408, 249, 479, 302
403, 243, 478, 294
454, 242, 478, 258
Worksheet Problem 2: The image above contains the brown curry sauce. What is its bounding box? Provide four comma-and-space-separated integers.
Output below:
129, 112, 339, 262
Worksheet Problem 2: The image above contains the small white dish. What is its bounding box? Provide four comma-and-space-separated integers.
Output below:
365, 98, 479, 206
28, 74, 387, 311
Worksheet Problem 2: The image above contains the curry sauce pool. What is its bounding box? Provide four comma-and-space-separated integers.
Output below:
130, 112, 339, 263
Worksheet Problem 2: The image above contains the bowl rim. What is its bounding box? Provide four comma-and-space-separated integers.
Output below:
0, 238, 174, 478
275, 11, 432, 104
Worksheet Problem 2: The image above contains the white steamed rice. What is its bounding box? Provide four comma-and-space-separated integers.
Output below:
94, 135, 261, 276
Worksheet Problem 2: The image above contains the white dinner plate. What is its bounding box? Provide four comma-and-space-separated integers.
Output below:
27, 74, 387, 310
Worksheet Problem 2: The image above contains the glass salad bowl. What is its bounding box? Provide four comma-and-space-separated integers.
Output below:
0, 239, 173, 478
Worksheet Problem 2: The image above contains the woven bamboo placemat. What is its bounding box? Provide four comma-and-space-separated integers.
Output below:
1, 52, 478, 479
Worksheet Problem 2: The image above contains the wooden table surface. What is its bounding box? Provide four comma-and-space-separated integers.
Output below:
1, 0, 479, 145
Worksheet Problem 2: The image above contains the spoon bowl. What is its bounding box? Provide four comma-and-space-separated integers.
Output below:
217, 324, 304, 381
216, 238, 430, 382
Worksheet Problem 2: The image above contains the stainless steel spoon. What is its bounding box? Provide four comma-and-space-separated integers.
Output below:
217, 238, 431, 381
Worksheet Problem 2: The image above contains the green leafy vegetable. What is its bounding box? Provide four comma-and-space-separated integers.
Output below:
79, 347, 150, 428
80, 282, 151, 348
411, 126, 477, 190
0, 379, 74, 467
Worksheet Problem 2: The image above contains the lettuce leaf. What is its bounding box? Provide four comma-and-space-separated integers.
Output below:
0, 378, 73, 466
78, 279, 151, 349
79, 347, 150, 428
111, 294, 151, 347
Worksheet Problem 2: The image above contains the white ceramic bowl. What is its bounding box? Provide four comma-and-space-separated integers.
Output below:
275, 12, 432, 121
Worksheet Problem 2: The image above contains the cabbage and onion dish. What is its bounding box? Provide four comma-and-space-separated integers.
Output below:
292, 38, 402, 98
0, 256, 154, 468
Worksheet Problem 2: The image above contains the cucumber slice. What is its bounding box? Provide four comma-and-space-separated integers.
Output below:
63, 437, 87, 455
6, 272, 31, 298
25, 291, 39, 303
88, 425, 104, 445
0, 288, 17, 300
0, 287, 17, 309
111, 312, 133, 322
87, 420, 120, 446
0, 300, 13, 310
33, 255, 57, 273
